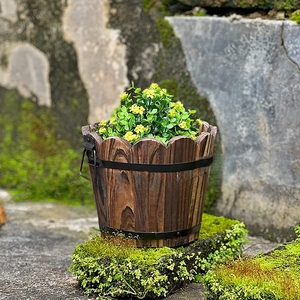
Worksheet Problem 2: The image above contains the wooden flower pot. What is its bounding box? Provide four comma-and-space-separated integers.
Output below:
81, 122, 217, 247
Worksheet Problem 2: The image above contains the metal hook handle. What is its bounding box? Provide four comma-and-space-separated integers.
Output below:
79, 148, 90, 180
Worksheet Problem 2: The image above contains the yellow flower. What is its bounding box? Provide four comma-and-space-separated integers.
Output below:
168, 109, 176, 117
160, 89, 167, 96
175, 101, 183, 110
98, 128, 106, 134
134, 124, 145, 134
99, 120, 107, 126
124, 131, 138, 142
120, 92, 128, 101
179, 121, 188, 130
110, 116, 116, 123
130, 104, 145, 115
150, 83, 159, 89
143, 88, 155, 99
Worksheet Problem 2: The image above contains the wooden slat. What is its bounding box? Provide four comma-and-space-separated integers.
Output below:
130, 139, 166, 247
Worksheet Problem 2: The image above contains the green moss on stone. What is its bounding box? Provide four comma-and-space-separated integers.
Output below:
290, 9, 300, 23
155, 18, 175, 47
200, 213, 240, 239
202, 228, 300, 299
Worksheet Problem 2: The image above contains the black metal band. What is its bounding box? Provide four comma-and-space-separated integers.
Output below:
99, 224, 200, 240
80, 135, 213, 175
88, 156, 213, 172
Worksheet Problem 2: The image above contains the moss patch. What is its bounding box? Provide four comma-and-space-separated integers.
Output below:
199, 213, 240, 239
202, 226, 300, 299
142, 0, 300, 17
290, 9, 300, 23
69, 214, 247, 299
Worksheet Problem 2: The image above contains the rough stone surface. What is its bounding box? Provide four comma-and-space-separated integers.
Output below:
2, 43, 51, 106
0, 0, 17, 23
63, 0, 129, 123
167, 16, 300, 241
0, 201, 97, 300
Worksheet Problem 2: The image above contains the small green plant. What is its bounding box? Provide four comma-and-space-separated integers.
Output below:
69, 214, 247, 299
95, 83, 202, 145
290, 9, 300, 23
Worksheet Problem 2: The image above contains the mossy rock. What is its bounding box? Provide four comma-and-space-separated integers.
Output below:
69, 213, 247, 299
202, 227, 300, 300
290, 9, 300, 23
177, 0, 300, 11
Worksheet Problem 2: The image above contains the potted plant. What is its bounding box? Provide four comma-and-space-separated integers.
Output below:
81, 83, 217, 247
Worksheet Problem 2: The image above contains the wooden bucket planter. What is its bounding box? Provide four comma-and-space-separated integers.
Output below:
81, 122, 217, 247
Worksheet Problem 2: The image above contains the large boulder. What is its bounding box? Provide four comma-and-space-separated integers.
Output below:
167, 16, 300, 241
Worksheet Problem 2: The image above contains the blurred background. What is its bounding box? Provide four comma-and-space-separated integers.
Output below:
0, 0, 220, 210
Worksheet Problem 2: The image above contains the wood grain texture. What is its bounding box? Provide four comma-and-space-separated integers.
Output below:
0, 204, 7, 226
82, 124, 217, 247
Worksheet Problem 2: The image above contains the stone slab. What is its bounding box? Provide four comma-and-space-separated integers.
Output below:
167, 16, 300, 240
62, 0, 129, 123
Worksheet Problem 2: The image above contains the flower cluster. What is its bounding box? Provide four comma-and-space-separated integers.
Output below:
95, 83, 202, 145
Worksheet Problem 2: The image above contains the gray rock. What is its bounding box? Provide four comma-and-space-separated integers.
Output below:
167, 16, 300, 241
0, 41, 51, 107
0, 189, 11, 203
0, 0, 17, 23
6, 43, 51, 107
63, 0, 129, 123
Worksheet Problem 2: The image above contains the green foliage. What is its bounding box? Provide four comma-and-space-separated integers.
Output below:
195, 11, 207, 17
275, 0, 297, 10
95, 83, 202, 145
202, 226, 300, 300
156, 18, 175, 47
236, 0, 298, 10
69, 214, 247, 299
142, 0, 157, 13
0, 93, 93, 205
290, 9, 300, 23
295, 224, 300, 241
